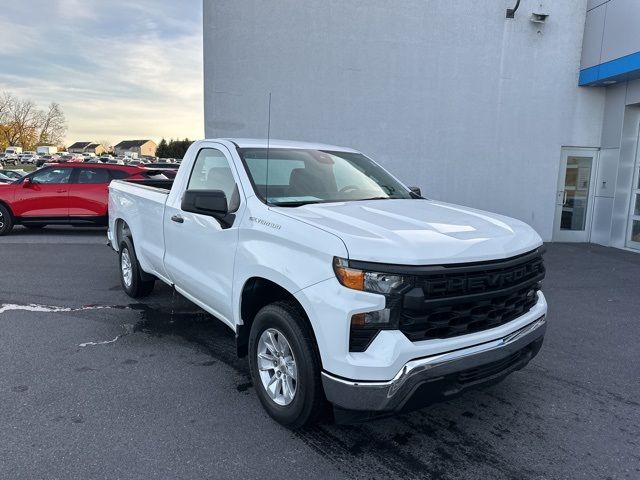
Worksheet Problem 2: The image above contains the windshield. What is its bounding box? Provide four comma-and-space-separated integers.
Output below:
239, 148, 413, 206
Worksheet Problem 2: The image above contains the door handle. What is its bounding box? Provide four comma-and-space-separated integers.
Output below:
171, 214, 184, 224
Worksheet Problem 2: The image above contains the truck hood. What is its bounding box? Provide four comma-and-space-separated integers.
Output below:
273, 199, 542, 265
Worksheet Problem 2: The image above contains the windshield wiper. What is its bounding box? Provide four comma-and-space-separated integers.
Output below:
357, 196, 392, 201
270, 200, 324, 207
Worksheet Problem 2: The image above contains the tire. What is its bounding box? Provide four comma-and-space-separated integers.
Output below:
119, 237, 155, 298
248, 301, 324, 428
0, 204, 14, 236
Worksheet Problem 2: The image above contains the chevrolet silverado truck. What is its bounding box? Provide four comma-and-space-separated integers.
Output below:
108, 139, 547, 428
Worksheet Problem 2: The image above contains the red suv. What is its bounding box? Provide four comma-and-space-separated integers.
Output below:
0, 163, 156, 235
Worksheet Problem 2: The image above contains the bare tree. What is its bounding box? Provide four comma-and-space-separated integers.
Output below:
0, 92, 12, 122
37, 102, 67, 146
0, 91, 67, 149
0, 93, 16, 149
97, 139, 113, 151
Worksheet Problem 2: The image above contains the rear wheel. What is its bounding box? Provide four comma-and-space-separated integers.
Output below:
119, 237, 155, 298
248, 301, 324, 428
0, 204, 14, 236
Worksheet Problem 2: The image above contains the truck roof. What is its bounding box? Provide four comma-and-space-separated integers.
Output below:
218, 138, 359, 153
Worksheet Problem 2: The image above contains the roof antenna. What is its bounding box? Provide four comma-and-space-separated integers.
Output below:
266, 92, 272, 205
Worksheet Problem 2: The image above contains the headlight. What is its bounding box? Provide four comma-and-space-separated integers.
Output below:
334, 257, 410, 352
333, 257, 408, 294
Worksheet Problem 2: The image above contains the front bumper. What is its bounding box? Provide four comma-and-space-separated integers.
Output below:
322, 314, 546, 412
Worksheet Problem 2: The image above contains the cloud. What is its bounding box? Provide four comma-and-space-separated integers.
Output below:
57, 0, 98, 20
0, 19, 39, 56
0, 0, 203, 145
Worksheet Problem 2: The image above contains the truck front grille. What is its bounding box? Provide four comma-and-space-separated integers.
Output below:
399, 248, 545, 342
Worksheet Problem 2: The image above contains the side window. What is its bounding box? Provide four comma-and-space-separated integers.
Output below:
187, 148, 240, 212
31, 168, 72, 184
76, 168, 111, 184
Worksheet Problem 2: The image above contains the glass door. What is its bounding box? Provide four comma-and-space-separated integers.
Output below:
553, 148, 599, 242
627, 161, 640, 250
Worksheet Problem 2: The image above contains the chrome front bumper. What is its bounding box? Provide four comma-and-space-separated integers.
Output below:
322, 315, 546, 412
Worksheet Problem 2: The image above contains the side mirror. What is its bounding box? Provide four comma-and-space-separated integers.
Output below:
408, 186, 422, 198
181, 189, 235, 228
23, 177, 32, 187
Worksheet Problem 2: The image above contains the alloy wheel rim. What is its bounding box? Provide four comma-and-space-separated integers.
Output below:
121, 249, 133, 288
0, 211, 4, 229
257, 328, 297, 405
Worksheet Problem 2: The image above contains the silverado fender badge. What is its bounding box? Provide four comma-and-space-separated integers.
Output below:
249, 217, 282, 230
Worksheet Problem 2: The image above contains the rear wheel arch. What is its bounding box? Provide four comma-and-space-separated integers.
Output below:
118, 236, 155, 298
114, 218, 155, 282
114, 218, 132, 249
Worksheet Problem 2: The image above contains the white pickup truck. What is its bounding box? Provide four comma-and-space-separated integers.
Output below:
108, 138, 547, 427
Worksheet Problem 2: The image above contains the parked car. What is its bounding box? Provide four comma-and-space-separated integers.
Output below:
36, 155, 60, 167
108, 138, 548, 428
149, 162, 178, 169
2, 154, 18, 166
127, 160, 150, 167
0, 172, 14, 183
0, 170, 26, 181
36, 146, 58, 156
0, 163, 157, 234
19, 154, 38, 164
57, 154, 84, 163
4, 146, 22, 156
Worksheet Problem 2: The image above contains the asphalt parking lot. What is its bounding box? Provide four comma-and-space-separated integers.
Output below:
1, 226, 639, 480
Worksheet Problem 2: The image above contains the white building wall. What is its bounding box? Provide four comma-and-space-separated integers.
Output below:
203, 0, 605, 240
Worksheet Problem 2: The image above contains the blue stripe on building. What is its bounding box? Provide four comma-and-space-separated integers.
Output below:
579, 51, 640, 86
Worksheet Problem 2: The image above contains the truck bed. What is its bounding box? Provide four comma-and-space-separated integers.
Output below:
108, 178, 174, 265
124, 178, 174, 191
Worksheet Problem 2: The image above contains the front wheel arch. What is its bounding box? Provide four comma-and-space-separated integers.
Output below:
237, 277, 320, 364
0, 202, 15, 235
0, 200, 15, 220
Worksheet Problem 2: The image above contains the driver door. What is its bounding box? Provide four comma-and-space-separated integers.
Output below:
13, 167, 72, 218
163, 145, 244, 327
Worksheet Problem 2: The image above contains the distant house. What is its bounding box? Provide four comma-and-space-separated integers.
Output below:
68, 142, 108, 155
114, 139, 157, 157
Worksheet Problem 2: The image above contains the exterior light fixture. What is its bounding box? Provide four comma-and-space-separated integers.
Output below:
506, 0, 520, 18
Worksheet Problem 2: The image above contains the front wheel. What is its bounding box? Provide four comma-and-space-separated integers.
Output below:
248, 301, 325, 428
119, 237, 155, 298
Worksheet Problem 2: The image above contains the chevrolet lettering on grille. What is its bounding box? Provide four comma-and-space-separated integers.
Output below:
423, 259, 544, 297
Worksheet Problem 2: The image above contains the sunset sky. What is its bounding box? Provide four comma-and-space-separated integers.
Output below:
0, 0, 203, 146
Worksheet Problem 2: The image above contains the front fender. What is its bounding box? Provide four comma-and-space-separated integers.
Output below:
232, 199, 348, 326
